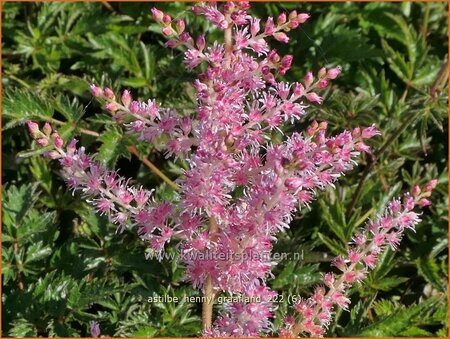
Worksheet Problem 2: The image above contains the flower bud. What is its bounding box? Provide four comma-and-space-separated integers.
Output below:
37, 138, 48, 147
268, 49, 280, 63
306, 92, 322, 104
285, 177, 302, 190
104, 87, 115, 100
90, 84, 103, 97
288, 10, 297, 20
45, 150, 61, 159
196, 34, 206, 51
289, 20, 300, 29
323, 273, 335, 286
130, 101, 140, 114
90, 321, 101, 338
175, 19, 185, 34
304, 72, 314, 87
165, 40, 179, 48
307, 124, 316, 137
277, 13, 287, 26
151, 7, 164, 22
179, 31, 192, 43
42, 122, 52, 136
293, 83, 304, 97
318, 121, 328, 130
261, 65, 270, 75
318, 80, 329, 89
162, 14, 172, 26
105, 102, 118, 112
419, 198, 431, 207
424, 179, 438, 192
162, 26, 173, 37
297, 13, 310, 23
280, 54, 293, 68
412, 185, 421, 197
121, 90, 132, 108
250, 18, 260, 36
27, 121, 40, 138
264, 17, 275, 35
318, 67, 327, 78
352, 127, 361, 138
355, 142, 370, 153
327, 66, 342, 79
333, 256, 346, 271
273, 32, 289, 43
54, 136, 64, 148
67, 139, 77, 154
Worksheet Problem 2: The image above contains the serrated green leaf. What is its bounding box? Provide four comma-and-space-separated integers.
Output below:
97, 128, 129, 168
2, 89, 54, 130
317, 232, 346, 256
416, 257, 445, 292
359, 297, 439, 336
8, 318, 38, 337
2, 183, 39, 228
133, 325, 158, 338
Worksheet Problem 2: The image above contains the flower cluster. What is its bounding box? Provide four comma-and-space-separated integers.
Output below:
26, 121, 174, 250
280, 180, 437, 337
25, 2, 435, 338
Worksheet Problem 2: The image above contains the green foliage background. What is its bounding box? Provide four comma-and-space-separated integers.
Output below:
2, 2, 448, 337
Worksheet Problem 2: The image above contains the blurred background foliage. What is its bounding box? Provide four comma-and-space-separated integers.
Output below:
2, 1, 448, 337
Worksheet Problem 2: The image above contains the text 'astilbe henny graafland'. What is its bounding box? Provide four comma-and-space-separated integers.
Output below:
25, 2, 437, 337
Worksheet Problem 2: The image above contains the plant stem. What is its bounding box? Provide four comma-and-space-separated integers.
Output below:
430, 61, 448, 99
13, 239, 25, 291
202, 275, 214, 330
128, 146, 179, 191
202, 216, 219, 331
224, 15, 233, 69
49, 118, 100, 137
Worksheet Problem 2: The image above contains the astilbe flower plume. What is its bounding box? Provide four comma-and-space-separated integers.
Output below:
25, 2, 436, 337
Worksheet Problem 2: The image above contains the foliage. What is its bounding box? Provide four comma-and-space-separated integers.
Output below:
2, 2, 448, 337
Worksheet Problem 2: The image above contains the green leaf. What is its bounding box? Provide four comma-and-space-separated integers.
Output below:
25, 241, 52, 264
52, 95, 86, 122
373, 299, 401, 317
382, 39, 413, 82
358, 297, 439, 337
400, 326, 433, 336
2, 89, 54, 130
416, 257, 445, 292
2, 183, 39, 228
133, 326, 158, 338
8, 318, 38, 337
97, 127, 130, 168
317, 232, 346, 256
319, 199, 347, 244
119, 77, 149, 88
370, 276, 409, 291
